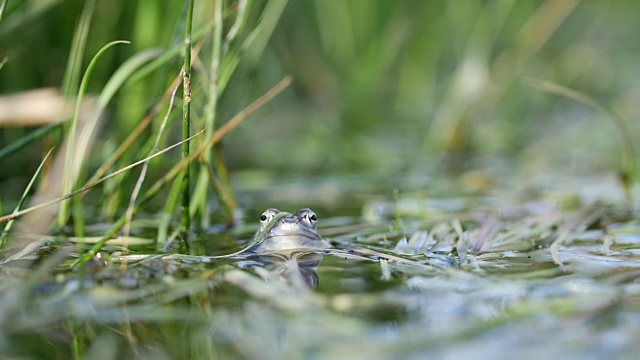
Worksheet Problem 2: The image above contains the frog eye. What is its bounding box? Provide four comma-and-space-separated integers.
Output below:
260, 208, 279, 223
296, 208, 318, 226
304, 210, 317, 224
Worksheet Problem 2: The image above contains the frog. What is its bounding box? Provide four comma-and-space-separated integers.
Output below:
247, 208, 331, 254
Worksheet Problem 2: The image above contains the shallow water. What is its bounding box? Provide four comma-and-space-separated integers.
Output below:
0, 174, 639, 359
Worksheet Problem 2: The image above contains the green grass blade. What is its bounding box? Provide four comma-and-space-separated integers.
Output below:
224, 0, 252, 49
192, 0, 224, 227
98, 48, 163, 108
61, 0, 95, 98
218, 0, 288, 92
0, 123, 62, 160
57, 40, 131, 229
157, 177, 183, 251
0, 129, 204, 225
193, 0, 286, 225
0, 0, 63, 37
244, 0, 288, 66
0, 0, 8, 24
124, 73, 182, 243
72, 192, 85, 237
205, 0, 224, 135
67, 48, 163, 219
125, 22, 212, 87
0, 147, 54, 249
86, 55, 189, 186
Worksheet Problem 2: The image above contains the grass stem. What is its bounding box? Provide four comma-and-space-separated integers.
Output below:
181, 0, 195, 239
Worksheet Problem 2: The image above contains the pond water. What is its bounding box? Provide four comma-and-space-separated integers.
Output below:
0, 173, 639, 359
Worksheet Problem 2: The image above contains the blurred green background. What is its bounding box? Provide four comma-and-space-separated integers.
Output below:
1, 0, 639, 196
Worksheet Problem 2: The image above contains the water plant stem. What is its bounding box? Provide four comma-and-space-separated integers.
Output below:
181, 0, 194, 238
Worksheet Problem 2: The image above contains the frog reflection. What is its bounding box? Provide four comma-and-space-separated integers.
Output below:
244, 208, 330, 288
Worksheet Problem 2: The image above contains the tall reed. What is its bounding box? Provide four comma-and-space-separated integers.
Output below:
181, 0, 194, 240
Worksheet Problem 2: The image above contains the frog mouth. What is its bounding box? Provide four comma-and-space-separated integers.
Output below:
265, 231, 320, 240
